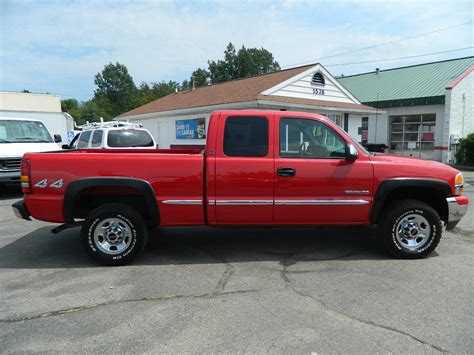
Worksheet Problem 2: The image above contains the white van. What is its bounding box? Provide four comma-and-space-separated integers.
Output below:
0, 117, 62, 184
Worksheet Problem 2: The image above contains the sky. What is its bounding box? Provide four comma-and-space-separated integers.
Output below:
0, 0, 473, 101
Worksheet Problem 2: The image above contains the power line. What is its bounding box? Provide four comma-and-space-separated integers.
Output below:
325, 47, 474, 67
283, 20, 474, 68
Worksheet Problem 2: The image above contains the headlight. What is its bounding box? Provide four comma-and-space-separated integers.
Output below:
455, 172, 464, 195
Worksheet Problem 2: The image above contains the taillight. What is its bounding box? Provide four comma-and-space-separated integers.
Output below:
20, 158, 32, 194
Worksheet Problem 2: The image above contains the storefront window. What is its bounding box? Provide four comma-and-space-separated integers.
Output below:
390, 114, 436, 156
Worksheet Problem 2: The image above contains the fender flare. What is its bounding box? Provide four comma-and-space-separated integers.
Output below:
63, 177, 159, 226
370, 178, 451, 223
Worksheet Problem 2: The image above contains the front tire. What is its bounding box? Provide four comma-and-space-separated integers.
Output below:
81, 203, 148, 266
378, 199, 442, 259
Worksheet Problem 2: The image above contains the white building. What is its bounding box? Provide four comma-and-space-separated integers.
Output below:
0, 91, 74, 142
119, 64, 377, 149
338, 56, 474, 163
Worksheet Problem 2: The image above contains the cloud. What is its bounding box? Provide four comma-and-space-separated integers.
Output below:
0, 0, 472, 100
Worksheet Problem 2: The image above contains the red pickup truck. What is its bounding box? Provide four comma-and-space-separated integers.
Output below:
13, 110, 468, 265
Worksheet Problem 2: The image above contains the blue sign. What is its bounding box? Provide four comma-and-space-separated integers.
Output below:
67, 130, 76, 143
176, 118, 206, 140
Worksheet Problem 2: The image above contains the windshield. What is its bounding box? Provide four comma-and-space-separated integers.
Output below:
107, 130, 154, 147
0, 120, 53, 143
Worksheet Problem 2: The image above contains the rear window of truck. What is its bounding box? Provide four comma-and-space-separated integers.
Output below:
107, 130, 154, 147
223, 116, 268, 157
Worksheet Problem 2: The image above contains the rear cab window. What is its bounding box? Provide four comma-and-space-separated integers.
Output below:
223, 116, 269, 157
107, 130, 154, 148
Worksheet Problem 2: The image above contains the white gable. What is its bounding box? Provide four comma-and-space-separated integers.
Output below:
261, 64, 360, 104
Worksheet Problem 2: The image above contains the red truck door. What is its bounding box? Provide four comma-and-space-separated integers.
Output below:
273, 115, 373, 224
212, 112, 274, 225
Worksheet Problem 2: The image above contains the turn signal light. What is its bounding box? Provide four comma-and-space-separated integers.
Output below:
20, 158, 32, 194
454, 173, 464, 195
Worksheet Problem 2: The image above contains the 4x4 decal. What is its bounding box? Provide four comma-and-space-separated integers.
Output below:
34, 179, 63, 189
34, 179, 48, 188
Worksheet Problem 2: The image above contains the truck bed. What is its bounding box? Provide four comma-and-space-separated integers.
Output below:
24, 149, 205, 226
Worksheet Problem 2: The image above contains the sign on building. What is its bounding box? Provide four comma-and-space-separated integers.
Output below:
176, 118, 206, 139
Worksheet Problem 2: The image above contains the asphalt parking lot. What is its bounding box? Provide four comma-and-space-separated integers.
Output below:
1, 180, 473, 354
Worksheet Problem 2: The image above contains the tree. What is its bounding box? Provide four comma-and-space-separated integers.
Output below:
133, 81, 180, 107
61, 98, 81, 121
206, 42, 280, 84
94, 62, 137, 118
455, 133, 474, 166
191, 68, 210, 88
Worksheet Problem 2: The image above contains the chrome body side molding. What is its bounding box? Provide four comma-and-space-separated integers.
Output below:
274, 199, 369, 205
162, 200, 202, 205
215, 200, 273, 206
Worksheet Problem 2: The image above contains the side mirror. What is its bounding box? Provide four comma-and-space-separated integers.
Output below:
61, 144, 70, 149
54, 134, 62, 143
346, 143, 358, 161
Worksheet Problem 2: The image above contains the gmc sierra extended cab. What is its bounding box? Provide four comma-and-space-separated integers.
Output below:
13, 110, 468, 265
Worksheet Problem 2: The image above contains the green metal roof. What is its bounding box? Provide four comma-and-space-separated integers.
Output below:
337, 56, 474, 108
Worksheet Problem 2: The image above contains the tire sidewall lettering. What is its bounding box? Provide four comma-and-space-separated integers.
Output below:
87, 213, 138, 259
390, 208, 437, 254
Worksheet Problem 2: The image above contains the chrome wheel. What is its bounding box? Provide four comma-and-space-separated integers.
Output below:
395, 214, 431, 250
93, 218, 132, 255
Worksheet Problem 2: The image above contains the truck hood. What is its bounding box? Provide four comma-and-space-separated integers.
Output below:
369, 153, 459, 184
0, 142, 62, 158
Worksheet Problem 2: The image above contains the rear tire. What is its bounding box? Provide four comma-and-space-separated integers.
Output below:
378, 199, 442, 259
81, 203, 148, 266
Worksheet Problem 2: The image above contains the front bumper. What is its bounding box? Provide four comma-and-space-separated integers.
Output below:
12, 200, 31, 221
445, 196, 468, 230
0, 171, 20, 183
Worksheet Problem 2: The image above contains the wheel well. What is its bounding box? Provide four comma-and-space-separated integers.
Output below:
377, 187, 448, 223
72, 186, 158, 226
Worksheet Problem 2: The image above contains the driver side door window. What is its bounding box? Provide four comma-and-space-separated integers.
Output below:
280, 118, 346, 159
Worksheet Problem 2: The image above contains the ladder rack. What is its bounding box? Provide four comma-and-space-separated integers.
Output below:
75, 117, 143, 130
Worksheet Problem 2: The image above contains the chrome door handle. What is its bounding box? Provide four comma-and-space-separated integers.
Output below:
277, 167, 296, 177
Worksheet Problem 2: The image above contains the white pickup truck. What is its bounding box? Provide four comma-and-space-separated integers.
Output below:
0, 117, 62, 184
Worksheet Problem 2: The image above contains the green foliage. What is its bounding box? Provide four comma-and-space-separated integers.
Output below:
455, 133, 474, 166
191, 68, 210, 87
206, 42, 280, 84
133, 81, 180, 107
94, 62, 137, 118
61, 98, 80, 118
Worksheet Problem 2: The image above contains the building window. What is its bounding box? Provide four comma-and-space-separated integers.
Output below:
311, 72, 325, 86
326, 114, 343, 128
390, 114, 436, 155
223, 116, 269, 157
361, 117, 368, 145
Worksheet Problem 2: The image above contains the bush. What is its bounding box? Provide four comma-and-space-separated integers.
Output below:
455, 133, 474, 166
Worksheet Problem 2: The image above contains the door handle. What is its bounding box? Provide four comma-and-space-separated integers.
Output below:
277, 167, 296, 177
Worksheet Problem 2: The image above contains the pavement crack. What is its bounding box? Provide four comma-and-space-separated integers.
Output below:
214, 262, 235, 293
282, 268, 449, 353
0, 289, 257, 324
